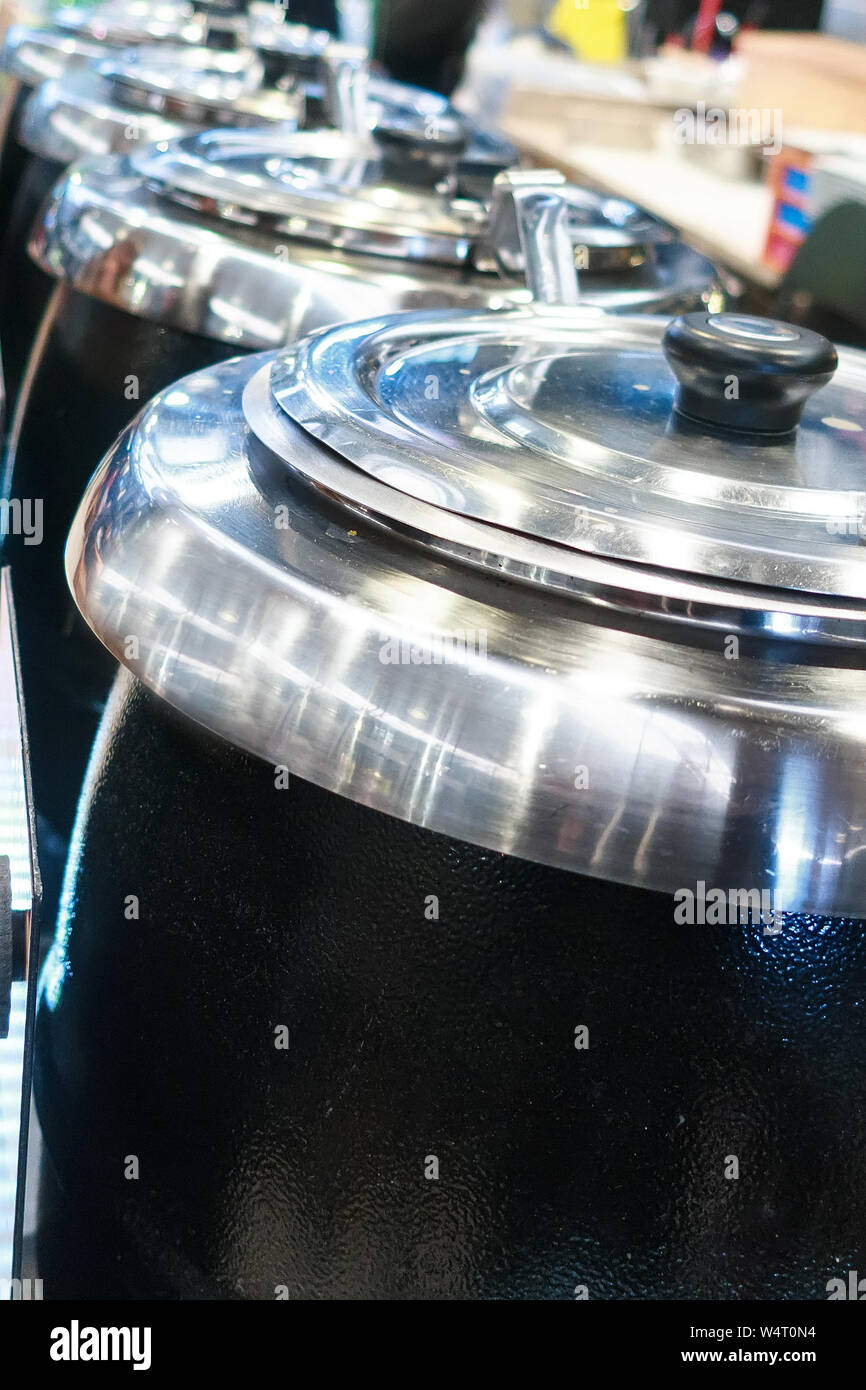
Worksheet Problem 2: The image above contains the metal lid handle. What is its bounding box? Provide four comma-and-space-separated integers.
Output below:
663, 313, 838, 435
321, 43, 370, 136
489, 170, 582, 306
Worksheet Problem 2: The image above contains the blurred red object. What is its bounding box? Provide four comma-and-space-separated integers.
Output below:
693, 0, 724, 52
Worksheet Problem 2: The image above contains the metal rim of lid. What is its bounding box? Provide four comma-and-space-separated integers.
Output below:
264, 305, 866, 611
65, 350, 866, 914
107, 77, 299, 128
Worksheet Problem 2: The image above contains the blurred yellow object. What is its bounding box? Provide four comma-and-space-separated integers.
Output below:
549, 0, 627, 64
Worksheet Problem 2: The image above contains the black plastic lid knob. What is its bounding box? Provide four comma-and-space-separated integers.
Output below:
662, 312, 838, 435
372, 115, 467, 187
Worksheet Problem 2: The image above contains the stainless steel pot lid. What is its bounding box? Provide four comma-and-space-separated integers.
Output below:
52, 1, 203, 46
18, 46, 302, 164
97, 43, 293, 124
262, 305, 866, 603
129, 126, 491, 261
65, 344, 866, 913
94, 39, 488, 145
0, 6, 203, 85
117, 43, 516, 251
1, 24, 108, 83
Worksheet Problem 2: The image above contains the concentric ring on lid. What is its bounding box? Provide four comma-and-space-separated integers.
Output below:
263, 306, 866, 602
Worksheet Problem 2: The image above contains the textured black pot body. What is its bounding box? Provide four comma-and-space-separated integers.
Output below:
2, 286, 240, 920
34, 668, 866, 1300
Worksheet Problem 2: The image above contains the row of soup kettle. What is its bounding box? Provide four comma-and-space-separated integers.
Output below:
0, 0, 722, 907
7, 0, 866, 1303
